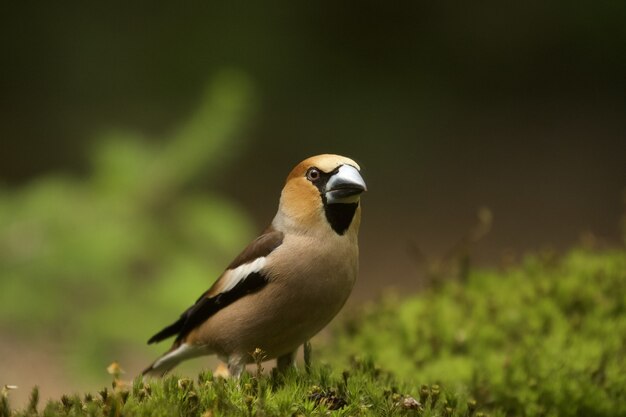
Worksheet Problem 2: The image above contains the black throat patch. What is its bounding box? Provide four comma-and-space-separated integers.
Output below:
324, 202, 358, 235
308, 167, 359, 235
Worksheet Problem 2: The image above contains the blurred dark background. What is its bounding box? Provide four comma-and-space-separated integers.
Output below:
1, 0, 625, 405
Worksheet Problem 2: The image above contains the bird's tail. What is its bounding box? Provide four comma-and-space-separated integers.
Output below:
142, 342, 205, 377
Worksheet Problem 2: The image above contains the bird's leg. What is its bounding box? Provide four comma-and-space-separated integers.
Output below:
227, 354, 246, 378
276, 350, 297, 373
303, 340, 312, 373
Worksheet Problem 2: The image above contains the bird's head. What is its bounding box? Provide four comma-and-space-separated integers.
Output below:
275, 154, 367, 235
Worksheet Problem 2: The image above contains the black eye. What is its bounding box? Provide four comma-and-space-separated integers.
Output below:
306, 168, 321, 181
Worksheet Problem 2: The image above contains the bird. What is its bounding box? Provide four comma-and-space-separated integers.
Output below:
142, 154, 367, 377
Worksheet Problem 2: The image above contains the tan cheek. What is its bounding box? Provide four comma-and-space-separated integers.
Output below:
282, 180, 323, 224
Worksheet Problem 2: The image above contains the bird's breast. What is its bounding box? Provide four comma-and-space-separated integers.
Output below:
264, 232, 358, 328
194, 231, 359, 359
269, 232, 358, 296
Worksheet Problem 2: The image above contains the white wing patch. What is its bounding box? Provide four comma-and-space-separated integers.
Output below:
220, 257, 267, 293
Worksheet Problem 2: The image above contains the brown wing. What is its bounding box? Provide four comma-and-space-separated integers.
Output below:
147, 227, 284, 345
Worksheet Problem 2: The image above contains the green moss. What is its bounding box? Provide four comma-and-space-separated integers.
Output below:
4, 362, 476, 417
327, 248, 626, 417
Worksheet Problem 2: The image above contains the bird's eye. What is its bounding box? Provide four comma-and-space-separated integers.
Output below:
306, 168, 321, 181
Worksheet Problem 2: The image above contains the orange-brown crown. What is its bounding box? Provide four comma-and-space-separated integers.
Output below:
285, 154, 360, 182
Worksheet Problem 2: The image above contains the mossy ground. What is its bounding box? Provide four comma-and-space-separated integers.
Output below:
3, 248, 625, 417
3, 361, 468, 417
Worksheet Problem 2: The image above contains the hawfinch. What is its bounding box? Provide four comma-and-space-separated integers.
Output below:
143, 154, 366, 377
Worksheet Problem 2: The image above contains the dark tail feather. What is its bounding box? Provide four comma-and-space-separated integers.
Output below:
142, 342, 204, 378
142, 361, 170, 378
142, 341, 182, 377
147, 317, 185, 344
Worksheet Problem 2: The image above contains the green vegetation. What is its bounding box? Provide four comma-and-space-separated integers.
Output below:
3, 360, 470, 417
2, 248, 625, 416
0, 70, 256, 376
326, 248, 626, 417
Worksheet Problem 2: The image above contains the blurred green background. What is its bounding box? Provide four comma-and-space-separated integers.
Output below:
1, 0, 625, 407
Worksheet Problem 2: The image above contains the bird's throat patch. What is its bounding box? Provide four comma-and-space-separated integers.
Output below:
324, 203, 358, 235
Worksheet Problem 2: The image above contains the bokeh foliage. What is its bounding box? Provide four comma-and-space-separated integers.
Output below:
327, 249, 626, 417
0, 70, 256, 377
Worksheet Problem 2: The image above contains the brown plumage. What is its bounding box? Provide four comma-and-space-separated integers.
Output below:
143, 154, 366, 377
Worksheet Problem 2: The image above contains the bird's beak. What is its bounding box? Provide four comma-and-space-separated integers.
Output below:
325, 165, 367, 204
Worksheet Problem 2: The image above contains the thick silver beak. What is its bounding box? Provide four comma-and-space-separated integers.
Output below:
325, 165, 367, 204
